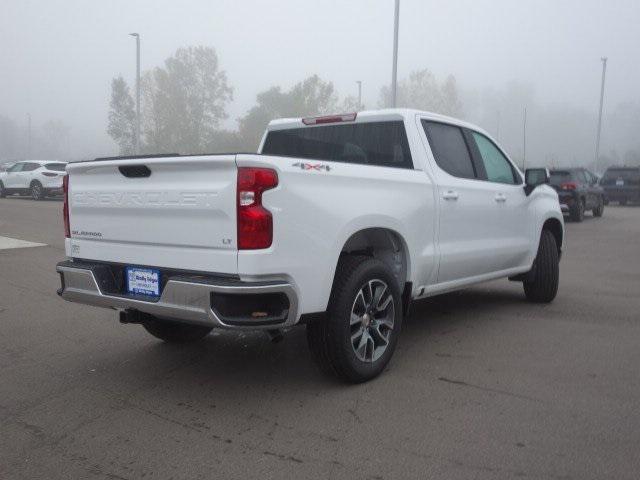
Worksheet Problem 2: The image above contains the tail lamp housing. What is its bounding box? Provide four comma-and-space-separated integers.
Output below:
237, 167, 278, 249
63, 174, 70, 238
561, 182, 578, 191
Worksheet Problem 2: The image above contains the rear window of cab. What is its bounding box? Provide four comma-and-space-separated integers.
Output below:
262, 121, 413, 169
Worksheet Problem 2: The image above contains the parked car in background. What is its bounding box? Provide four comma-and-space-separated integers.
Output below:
549, 167, 605, 221
600, 166, 640, 205
0, 160, 68, 200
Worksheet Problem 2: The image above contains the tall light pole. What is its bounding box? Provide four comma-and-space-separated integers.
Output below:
26, 113, 32, 158
595, 57, 608, 173
522, 107, 527, 170
356, 81, 362, 110
129, 33, 141, 155
390, 0, 400, 107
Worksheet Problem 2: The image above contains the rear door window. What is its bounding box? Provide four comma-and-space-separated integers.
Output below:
421, 121, 476, 179
262, 121, 413, 169
21, 163, 40, 172
576, 170, 589, 184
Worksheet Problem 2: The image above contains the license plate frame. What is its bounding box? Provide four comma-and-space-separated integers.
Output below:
125, 267, 161, 297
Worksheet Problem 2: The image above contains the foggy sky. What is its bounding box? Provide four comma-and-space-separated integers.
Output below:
1, 0, 639, 159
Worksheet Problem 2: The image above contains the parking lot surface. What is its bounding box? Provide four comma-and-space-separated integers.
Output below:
1, 197, 639, 480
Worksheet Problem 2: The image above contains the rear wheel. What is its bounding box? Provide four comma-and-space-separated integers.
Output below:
142, 315, 213, 343
619, 198, 627, 206
592, 196, 604, 217
306, 255, 402, 383
523, 230, 559, 303
0, 181, 5, 198
30, 181, 45, 200
569, 198, 584, 222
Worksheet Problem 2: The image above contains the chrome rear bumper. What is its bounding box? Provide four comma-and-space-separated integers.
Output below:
56, 261, 298, 330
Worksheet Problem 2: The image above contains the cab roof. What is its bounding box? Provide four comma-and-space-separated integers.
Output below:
266, 108, 488, 136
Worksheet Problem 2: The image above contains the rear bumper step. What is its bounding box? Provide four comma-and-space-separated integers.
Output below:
56, 261, 298, 329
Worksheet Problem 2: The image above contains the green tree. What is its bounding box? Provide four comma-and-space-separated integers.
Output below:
142, 46, 233, 153
107, 76, 136, 154
378, 69, 462, 117
238, 75, 337, 150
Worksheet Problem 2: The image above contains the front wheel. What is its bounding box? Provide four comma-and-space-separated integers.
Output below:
306, 255, 402, 383
0, 181, 5, 198
142, 316, 213, 343
31, 181, 45, 200
523, 230, 559, 303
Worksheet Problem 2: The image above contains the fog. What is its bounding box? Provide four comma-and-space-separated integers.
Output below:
1, 0, 639, 171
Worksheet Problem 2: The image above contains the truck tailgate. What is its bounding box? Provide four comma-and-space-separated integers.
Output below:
66, 155, 238, 274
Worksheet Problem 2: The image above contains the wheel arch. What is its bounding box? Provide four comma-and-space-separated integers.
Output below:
541, 217, 563, 255
338, 227, 411, 290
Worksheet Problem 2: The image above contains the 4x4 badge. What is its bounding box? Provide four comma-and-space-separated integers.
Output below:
292, 162, 331, 172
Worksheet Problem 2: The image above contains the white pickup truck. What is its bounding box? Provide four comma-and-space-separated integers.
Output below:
57, 109, 563, 383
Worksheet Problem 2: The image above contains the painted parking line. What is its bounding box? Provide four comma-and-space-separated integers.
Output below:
0, 236, 47, 250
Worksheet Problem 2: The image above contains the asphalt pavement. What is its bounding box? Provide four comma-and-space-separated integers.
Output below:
1, 196, 639, 480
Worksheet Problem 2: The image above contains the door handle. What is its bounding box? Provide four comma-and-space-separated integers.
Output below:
494, 193, 507, 203
442, 190, 459, 201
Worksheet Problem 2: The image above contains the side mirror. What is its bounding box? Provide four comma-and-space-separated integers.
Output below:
524, 168, 550, 196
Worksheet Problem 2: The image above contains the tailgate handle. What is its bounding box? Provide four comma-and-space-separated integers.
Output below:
119, 165, 151, 178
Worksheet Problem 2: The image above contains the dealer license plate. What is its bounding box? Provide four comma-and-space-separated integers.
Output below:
126, 267, 160, 297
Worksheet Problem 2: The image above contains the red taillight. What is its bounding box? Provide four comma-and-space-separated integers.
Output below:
63, 175, 70, 238
561, 182, 577, 191
301, 112, 357, 125
42, 172, 58, 177
237, 167, 278, 249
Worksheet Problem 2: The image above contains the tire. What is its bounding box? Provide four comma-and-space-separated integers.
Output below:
0, 181, 5, 198
523, 230, 559, 303
569, 198, 584, 222
619, 199, 627, 206
593, 196, 604, 217
30, 181, 45, 200
142, 315, 213, 343
306, 255, 403, 383
603, 197, 609, 206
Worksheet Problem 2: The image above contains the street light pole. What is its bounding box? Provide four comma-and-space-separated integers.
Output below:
390, 0, 400, 108
356, 81, 362, 110
523, 107, 527, 170
595, 57, 608, 174
129, 33, 141, 155
27, 113, 32, 158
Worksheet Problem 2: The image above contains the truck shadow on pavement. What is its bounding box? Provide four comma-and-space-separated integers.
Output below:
99, 285, 529, 392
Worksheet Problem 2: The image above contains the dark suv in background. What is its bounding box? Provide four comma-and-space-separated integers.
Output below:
600, 167, 640, 205
549, 167, 605, 222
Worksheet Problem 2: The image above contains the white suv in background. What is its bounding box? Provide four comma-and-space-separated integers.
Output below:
0, 160, 67, 200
